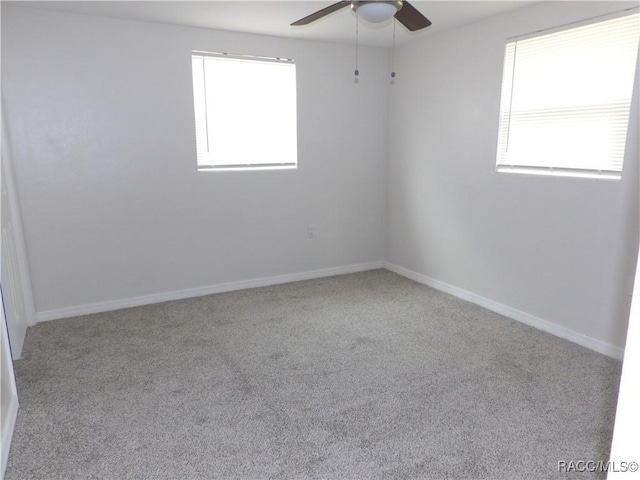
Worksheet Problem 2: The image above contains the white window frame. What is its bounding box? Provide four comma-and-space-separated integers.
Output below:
191, 51, 298, 171
495, 10, 640, 180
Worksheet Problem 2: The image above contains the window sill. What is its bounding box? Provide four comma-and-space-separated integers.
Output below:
198, 164, 298, 172
496, 165, 621, 181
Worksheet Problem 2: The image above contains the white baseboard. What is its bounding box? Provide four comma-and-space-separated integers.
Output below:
1, 394, 18, 479
35, 259, 624, 360
1, 309, 19, 479
383, 262, 624, 361
36, 261, 384, 323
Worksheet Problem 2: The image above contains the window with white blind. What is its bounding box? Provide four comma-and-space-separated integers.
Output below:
191, 52, 298, 171
496, 11, 639, 179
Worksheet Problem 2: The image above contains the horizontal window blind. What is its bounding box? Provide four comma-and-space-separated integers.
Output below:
191, 52, 298, 170
496, 12, 639, 179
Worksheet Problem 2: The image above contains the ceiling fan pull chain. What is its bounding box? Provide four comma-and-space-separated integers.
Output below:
354, 9, 360, 79
391, 20, 396, 80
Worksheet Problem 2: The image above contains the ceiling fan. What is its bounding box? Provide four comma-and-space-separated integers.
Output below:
291, 0, 432, 32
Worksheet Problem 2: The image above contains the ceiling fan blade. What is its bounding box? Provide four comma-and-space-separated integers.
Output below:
394, 0, 432, 31
291, 1, 351, 26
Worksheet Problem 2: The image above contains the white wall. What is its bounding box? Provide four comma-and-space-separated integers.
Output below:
1, 6, 389, 317
386, 1, 640, 352
609, 47, 640, 474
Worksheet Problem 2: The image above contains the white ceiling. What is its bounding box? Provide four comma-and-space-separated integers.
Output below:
16, 1, 538, 47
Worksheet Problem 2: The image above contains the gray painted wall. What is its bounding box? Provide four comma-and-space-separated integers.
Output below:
386, 1, 639, 350
3, 2, 638, 354
1, 6, 389, 315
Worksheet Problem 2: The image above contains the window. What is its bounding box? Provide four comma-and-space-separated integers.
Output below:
191, 52, 298, 171
496, 11, 639, 179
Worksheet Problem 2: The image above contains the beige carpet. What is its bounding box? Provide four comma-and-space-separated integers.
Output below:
7, 270, 621, 479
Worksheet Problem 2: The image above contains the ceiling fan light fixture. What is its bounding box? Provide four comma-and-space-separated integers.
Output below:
353, 1, 401, 24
